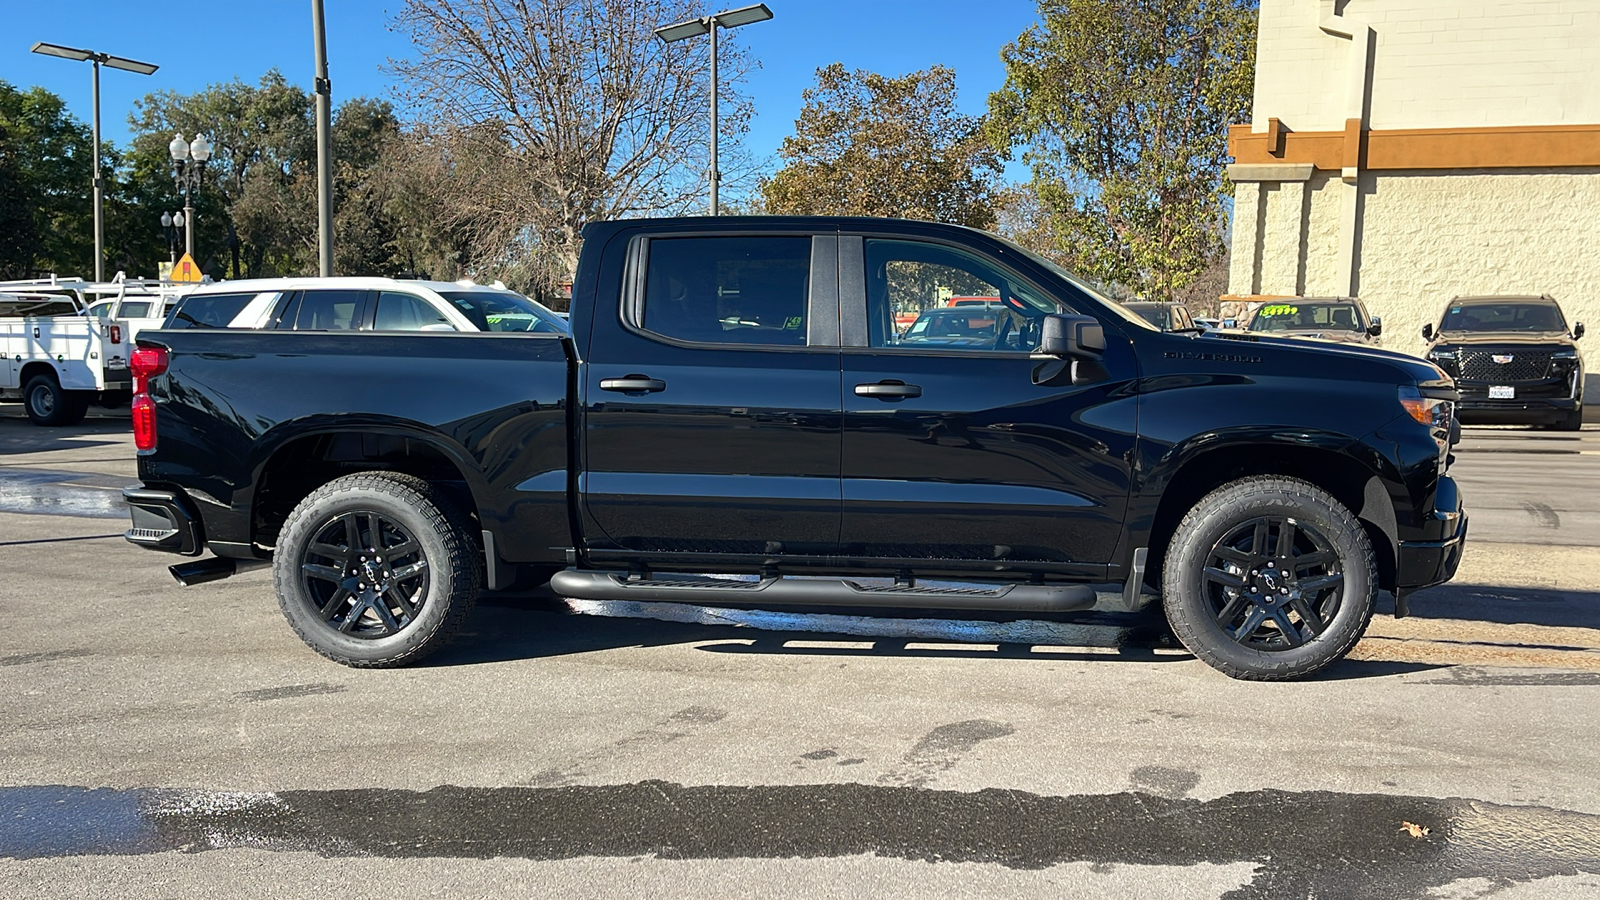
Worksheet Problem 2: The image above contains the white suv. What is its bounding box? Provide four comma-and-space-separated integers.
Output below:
163, 277, 567, 334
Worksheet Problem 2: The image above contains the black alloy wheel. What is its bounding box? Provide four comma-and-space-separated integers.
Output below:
300, 511, 430, 639
1162, 476, 1377, 681
273, 472, 480, 667
1203, 516, 1343, 650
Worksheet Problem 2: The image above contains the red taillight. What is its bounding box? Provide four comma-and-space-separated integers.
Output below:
132, 393, 157, 451
110, 325, 122, 344
131, 347, 167, 451
131, 346, 168, 394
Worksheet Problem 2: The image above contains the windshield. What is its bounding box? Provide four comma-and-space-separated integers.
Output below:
998, 237, 1159, 331
1249, 302, 1364, 332
436, 290, 567, 333
901, 308, 1005, 342
1440, 301, 1566, 333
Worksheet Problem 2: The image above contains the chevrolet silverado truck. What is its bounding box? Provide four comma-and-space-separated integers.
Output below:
122, 216, 1466, 681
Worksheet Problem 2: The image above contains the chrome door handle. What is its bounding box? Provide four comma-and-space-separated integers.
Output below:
854, 380, 922, 399
600, 375, 667, 393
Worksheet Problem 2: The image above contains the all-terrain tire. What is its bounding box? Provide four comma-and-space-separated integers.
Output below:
1162, 476, 1377, 681
273, 472, 482, 667
23, 374, 89, 426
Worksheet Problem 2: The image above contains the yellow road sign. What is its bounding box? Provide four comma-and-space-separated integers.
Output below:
171, 253, 203, 283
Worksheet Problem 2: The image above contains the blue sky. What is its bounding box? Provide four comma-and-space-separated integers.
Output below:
4, 0, 1043, 177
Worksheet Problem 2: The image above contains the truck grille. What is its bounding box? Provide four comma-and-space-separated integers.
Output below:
1459, 350, 1551, 382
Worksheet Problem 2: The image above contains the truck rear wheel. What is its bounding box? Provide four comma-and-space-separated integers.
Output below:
23, 374, 88, 426
273, 472, 482, 667
1161, 476, 1377, 681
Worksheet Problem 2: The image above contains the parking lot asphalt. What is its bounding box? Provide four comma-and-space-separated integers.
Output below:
3, 408, 1599, 898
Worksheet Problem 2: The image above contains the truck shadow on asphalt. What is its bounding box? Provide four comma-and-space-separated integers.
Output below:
439, 590, 1445, 680
1404, 582, 1600, 630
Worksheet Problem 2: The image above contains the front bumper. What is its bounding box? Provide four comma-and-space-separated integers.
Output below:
1456, 377, 1580, 424
1395, 474, 1467, 607
123, 486, 204, 556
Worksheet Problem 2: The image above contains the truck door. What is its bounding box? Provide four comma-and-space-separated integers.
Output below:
580, 230, 843, 558
837, 232, 1138, 572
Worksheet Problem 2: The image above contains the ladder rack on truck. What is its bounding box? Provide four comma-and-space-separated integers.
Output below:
0, 273, 204, 426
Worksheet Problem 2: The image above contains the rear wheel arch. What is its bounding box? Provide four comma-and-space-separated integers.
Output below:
250, 426, 487, 551
1144, 442, 1398, 594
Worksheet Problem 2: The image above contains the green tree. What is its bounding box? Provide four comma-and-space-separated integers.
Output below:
127, 72, 410, 279
0, 81, 99, 279
762, 64, 1003, 228
988, 0, 1256, 300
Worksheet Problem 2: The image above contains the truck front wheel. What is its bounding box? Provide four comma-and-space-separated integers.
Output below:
1161, 476, 1377, 681
23, 374, 88, 426
273, 472, 482, 667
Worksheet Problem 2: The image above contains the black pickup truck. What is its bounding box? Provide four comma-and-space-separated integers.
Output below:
123, 216, 1466, 681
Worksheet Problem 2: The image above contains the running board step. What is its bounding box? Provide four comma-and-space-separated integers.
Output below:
549, 570, 1096, 613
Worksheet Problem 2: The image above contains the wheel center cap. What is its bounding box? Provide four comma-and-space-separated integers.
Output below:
362, 561, 385, 586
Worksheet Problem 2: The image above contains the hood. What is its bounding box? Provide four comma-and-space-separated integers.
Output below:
1433, 329, 1576, 347
1202, 329, 1445, 384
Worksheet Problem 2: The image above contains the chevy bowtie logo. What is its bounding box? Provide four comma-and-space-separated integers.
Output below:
1492, 354, 1514, 364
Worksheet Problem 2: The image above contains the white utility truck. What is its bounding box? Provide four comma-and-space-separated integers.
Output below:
0, 276, 196, 425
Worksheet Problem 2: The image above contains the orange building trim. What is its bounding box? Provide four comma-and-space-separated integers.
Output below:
1228, 122, 1600, 171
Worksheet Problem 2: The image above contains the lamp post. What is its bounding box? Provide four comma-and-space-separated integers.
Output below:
29, 42, 159, 282
168, 133, 212, 259
653, 3, 772, 216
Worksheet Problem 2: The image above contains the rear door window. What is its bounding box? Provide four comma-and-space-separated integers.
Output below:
293, 290, 369, 331
166, 293, 256, 329
374, 292, 455, 331
639, 236, 812, 346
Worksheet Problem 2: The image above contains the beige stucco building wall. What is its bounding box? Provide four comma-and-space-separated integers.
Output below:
1227, 0, 1600, 381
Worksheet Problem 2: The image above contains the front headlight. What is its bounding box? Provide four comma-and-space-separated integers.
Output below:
1399, 385, 1454, 433
1427, 348, 1457, 361
1553, 349, 1579, 360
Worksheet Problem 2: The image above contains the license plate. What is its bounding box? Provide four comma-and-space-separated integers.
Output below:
1489, 385, 1514, 399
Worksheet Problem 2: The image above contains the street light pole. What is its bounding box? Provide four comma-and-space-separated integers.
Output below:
653, 4, 772, 216
312, 0, 335, 276
30, 42, 158, 281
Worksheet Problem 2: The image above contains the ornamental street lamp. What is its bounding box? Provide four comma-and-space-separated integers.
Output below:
168, 132, 212, 259
653, 3, 772, 216
30, 41, 159, 282
159, 211, 183, 263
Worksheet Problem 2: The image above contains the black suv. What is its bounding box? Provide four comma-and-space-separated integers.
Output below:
1423, 295, 1585, 430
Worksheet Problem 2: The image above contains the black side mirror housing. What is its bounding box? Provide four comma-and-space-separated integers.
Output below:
1037, 314, 1106, 359
1368, 316, 1383, 337
1421, 323, 1435, 341
1575, 322, 1585, 340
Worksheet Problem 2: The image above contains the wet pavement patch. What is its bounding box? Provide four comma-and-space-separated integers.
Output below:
0, 468, 130, 519
3, 783, 1598, 898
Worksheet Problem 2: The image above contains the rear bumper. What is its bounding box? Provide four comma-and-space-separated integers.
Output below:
123, 487, 204, 556
1395, 475, 1466, 598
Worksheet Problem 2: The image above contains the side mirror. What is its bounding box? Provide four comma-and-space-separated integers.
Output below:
1575, 322, 1585, 340
1037, 314, 1105, 359
1421, 323, 1434, 341
1368, 316, 1383, 337
1222, 318, 1237, 329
